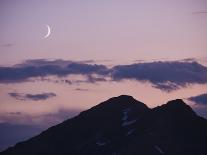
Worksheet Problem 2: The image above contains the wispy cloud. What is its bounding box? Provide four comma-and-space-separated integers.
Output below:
0, 109, 81, 128
8, 92, 56, 101
75, 88, 89, 91
0, 108, 81, 151
192, 11, 207, 14
0, 122, 41, 151
188, 94, 207, 106
1, 43, 14, 48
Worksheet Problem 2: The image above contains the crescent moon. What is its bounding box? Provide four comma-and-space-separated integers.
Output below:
44, 25, 51, 38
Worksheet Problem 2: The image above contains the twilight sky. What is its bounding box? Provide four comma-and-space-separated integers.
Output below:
1, 0, 207, 65
0, 0, 207, 151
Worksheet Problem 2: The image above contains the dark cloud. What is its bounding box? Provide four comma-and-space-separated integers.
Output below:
180, 58, 196, 62
9, 112, 22, 115
152, 82, 181, 92
1, 59, 207, 92
0, 60, 109, 83
66, 62, 108, 75
1, 43, 14, 48
8, 92, 56, 101
62, 79, 72, 85
14, 59, 103, 67
86, 74, 107, 83
75, 88, 89, 91
188, 94, 207, 105
111, 61, 207, 91
15, 59, 73, 67
192, 11, 207, 14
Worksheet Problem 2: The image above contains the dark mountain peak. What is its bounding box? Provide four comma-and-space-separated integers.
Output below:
78, 95, 149, 122
166, 98, 186, 105
110, 95, 135, 101
166, 99, 193, 110
155, 99, 196, 117
110, 95, 135, 100
105, 95, 143, 105
103, 95, 147, 106
89, 95, 149, 113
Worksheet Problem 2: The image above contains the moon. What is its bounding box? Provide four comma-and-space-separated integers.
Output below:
44, 25, 51, 38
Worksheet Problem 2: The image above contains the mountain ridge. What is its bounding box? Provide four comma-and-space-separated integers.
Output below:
1, 95, 207, 155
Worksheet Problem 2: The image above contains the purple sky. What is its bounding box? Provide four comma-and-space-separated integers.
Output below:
0, 0, 207, 151
1, 0, 207, 65
1, 0, 207, 123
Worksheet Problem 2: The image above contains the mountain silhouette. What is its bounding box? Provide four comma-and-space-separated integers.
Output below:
1, 95, 207, 155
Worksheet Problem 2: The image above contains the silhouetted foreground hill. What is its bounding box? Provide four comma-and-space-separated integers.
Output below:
1, 95, 207, 155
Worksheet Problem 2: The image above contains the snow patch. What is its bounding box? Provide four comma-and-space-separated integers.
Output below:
126, 129, 135, 136
122, 108, 131, 121
154, 145, 164, 154
96, 141, 106, 146
122, 120, 136, 127
96, 138, 110, 147
121, 108, 137, 127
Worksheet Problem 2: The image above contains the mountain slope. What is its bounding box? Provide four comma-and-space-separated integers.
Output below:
1, 95, 207, 155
